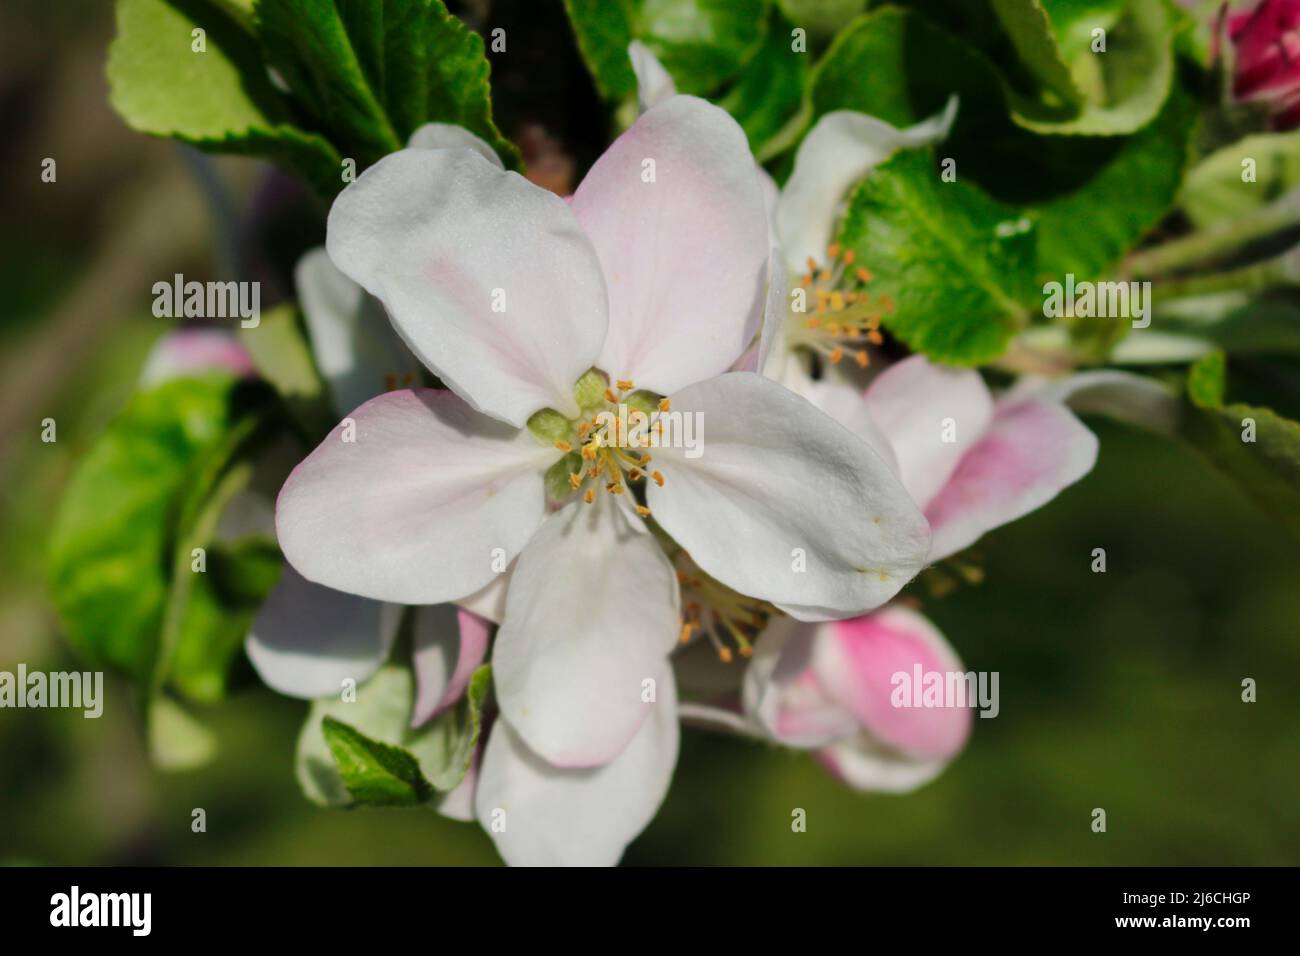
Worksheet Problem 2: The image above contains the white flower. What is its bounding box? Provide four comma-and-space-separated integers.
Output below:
274, 94, 930, 864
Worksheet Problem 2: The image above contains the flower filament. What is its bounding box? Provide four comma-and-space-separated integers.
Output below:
783, 243, 892, 367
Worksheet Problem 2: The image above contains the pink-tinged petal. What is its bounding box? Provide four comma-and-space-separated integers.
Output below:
326, 148, 608, 427
925, 397, 1098, 561
817, 735, 951, 794
276, 389, 553, 605
294, 247, 421, 416
493, 496, 680, 767
571, 96, 769, 393
864, 354, 995, 509
246, 567, 401, 699
742, 617, 859, 748
411, 606, 492, 727
647, 372, 929, 621
814, 606, 971, 761
475, 670, 679, 866
139, 327, 255, 386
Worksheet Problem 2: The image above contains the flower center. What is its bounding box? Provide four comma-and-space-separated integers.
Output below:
530, 372, 669, 517
782, 243, 892, 367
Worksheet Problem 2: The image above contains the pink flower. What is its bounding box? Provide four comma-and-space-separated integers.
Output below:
1230, 0, 1300, 128
743, 605, 973, 791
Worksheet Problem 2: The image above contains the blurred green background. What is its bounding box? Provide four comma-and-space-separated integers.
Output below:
2, 0, 1297, 866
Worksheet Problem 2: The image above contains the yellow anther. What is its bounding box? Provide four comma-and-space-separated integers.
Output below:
829, 347, 844, 364
554, 440, 572, 452
805, 256, 818, 273
805, 317, 822, 329
842, 248, 856, 265
578, 421, 591, 438
583, 488, 596, 504
586, 466, 599, 478
651, 470, 665, 487
827, 242, 841, 260
658, 397, 671, 412
829, 291, 845, 311
867, 330, 884, 345
854, 350, 869, 368
628, 467, 643, 481
678, 621, 697, 644
568, 472, 583, 490
603, 387, 618, 403
718, 647, 734, 664
616, 378, 634, 391
635, 504, 651, 518
855, 266, 873, 284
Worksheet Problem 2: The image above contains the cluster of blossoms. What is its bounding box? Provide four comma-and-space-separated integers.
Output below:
155, 45, 1137, 866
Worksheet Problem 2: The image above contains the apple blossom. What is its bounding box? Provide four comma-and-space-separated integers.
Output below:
743, 604, 973, 792
274, 93, 930, 864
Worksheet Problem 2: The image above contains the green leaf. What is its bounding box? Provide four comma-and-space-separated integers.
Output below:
1031, 79, 1198, 279
835, 149, 1036, 364
1178, 351, 1300, 539
564, 0, 770, 99
255, 0, 519, 169
107, 0, 342, 195
990, 0, 1084, 106
1010, 0, 1180, 136
637, 0, 771, 94
1182, 130, 1300, 229
1186, 349, 1226, 408
322, 716, 432, 806
886, 0, 1180, 136
407, 665, 491, 792
718, 7, 809, 155
47, 375, 268, 686
563, 0, 639, 99
810, 6, 1197, 280
298, 666, 414, 806
297, 662, 490, 808
255, 0, 401, 163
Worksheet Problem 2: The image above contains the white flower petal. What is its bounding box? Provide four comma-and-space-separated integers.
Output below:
776, 98, 958, 272
455, 564, 512, 625
493, 496, 681, 767
326, 148, 608, 426
782, 361, 899, 474
818, 735, 950, 794
647, 372, 930, 621
475, 670, 679, 866
863, 354, 994, 509
406, 123, 504, 167
294, 247, 422, 416
628, 40, 677, 111
276, 389, 553, 604
571, 96, 769, 393
246, 566, 401, 699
